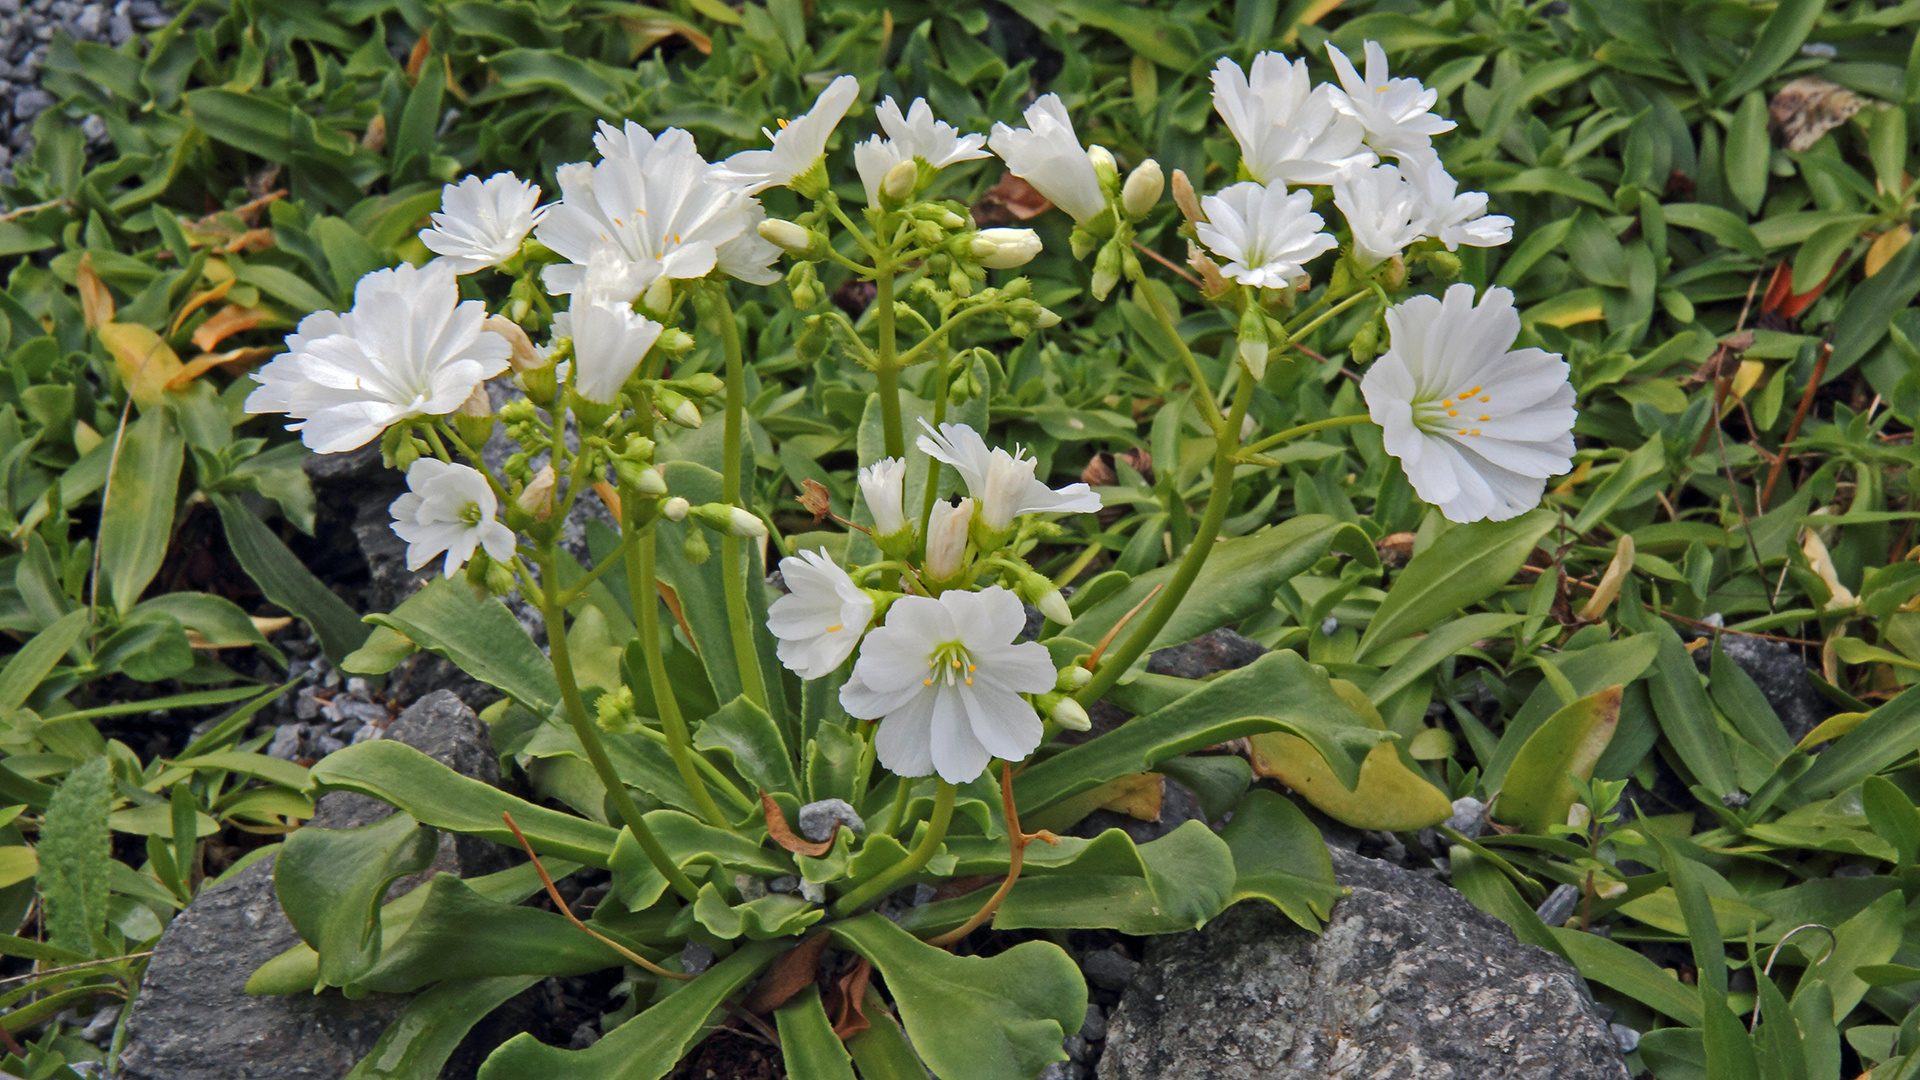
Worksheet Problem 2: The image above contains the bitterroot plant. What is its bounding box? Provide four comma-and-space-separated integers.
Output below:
244, 44, 1570, 1080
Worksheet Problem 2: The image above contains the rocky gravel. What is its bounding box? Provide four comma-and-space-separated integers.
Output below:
0, 0, 174, 181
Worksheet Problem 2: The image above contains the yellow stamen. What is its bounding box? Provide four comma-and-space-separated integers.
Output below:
1471, 428, 1481, 436
777, 118, 790, 129
1440, 399, 1453, 407
1447, 410, 1458, 417
924, 677, 934, 686
1478, 415, 1490, 422
951, 658, 961, 668
825, 624, 843, 633
1480, 396, 1491, 403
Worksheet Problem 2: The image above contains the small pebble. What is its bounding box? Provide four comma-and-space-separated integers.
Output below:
1610, 1023, 1640, 1053
798, 798, 864, 843
1536, 883, 1580, 928
767, 875, 798, 894
734, 873, 768, 901
799, 879, 826, 904
1036, 1064, 1087, 1080
1445, 796, 1488, 840
679, 942, 714, 976
1062, 1034, 1088, 1063
1082, 949, 1139, 991
1079, 1003, 1106, 1042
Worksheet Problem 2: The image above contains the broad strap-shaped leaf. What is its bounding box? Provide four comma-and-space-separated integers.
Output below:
1220, 790, 1346, 932
1248, 679, 1451, 832
213, 492, 370, 667
692, 695, 798, 797
275, 812, 438, 991
1065, 515, 1375, 659
475, 939, 784, 1080
831, 914, 1086, 1080
1551, 926, 1703, 1026
1014, 651, 1388, 819
773, 987, 856, 1080
366, 576, 558, 714
39, 757, 112, 957
1781, 683, 1920, 810
351, 874, 635, 995
309, 741, 620, 867
1646, 623, 1739, 798
0, 608, 90, 712
690, 881, 824, 940
607, 812, 788, 912
1356, 510, 1554, 662
1491, 685, 1622, 834
99, 407, 183, 615
346, 975, 540, 1080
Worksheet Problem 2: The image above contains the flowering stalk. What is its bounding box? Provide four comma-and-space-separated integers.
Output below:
830, 780, 957, 917
702, 282, 772, 713
532, 547, 700, 901
624, 480, 730, 829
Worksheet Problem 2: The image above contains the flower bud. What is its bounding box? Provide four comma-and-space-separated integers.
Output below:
1036, 588, 1073, 625
882, 159, 919, 201
453, 384, 495, 446
1171, 169, 1204, 227
633, 464, 669, 495
661, 328, 697, 354
655, 387, 702, 428
1087, 145, 1119, 191
516, 464, 557, 521
692, 502, 767, 537
483, 315, 543, 372
484, 558, 517, 597
1189, 244, 1231, 299
642, 276, 673, 315
970, 228, 1043, 270
924, 498, 974, 583
1034, 306, 1061, 329
662, 496, 690, 521
858, 458, 912, 546
622, 435, 655, 462
1237, 304, 1271, 380
683, 527, 711, 564
1122, 159, 1163, 219
671, 372, 726, 399
1056, 664, 1093, 692
758, 218, 818, 256
1090, 242, 1123, 301
1049, 696, 1091, 732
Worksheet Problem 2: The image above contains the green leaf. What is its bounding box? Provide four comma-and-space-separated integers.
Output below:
1447, 842, 1567, 959
1066, 515, 1376, 660
989, 822, 1235, 935
1830, 224, 1920, 379
1718, 0, 1825, 104
1662, 203, 1765, 260
476, 940, 784, 1080
274, 812, 438, 990
844, 999, 931, 1080
1552, 927, 1703, 1025
691, 881, 825, 940
1783, 683, 1920, 807
138, 592, 285, 666
1647, 623, 1739, 797
1709, 642, 1795, 762
1725, 92, 1772, 215
691, 695, 797, 797
1014, 651, 1389, 817
1862, 776, 1920, 866
100, 409, 183, 616
1220, 789, 1345, 931
0, 609, 90, 711
184, 88, 292, 161
1792, 218, 1866, 295
1491, 686, 1622, 834
213, 493, 369, 667
308, 741, 621, 868
231, 263, 335, 316
366, 577, 558, 713
831, 914, 1085, 1080
346, 976, 540, 1080
1805, 890, 1903, 1022
38, 757, 111, 957
352, 874, 631, 994
1367, 612, 1524, 704
773, 987, 857, 1080
1356, 511, 1555, 662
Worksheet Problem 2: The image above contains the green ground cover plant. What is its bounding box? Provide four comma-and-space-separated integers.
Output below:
4, 1, 1920, 1078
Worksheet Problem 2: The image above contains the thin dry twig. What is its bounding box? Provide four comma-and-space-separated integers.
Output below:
0, 952, 153, 987
1761, 339, 1832, 511
927, 763, 1059, 949
1515, 564, 1819, 646
500, 812, 694, 981
1132, 241, 1204, 290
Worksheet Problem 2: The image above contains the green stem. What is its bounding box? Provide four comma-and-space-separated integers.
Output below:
1077, 370, 1258, 707
1138, 282, 1225, 434
882, 771, 914, 836
915, 345, 954, 542
892, 302, 1006, 369
534, 549, 699, 901
709, 283, 771, 713
626, 497, 730, 829
831, 781, 956, 917
874, 261, 903, 459
1241, 413, 1372, 458
1287, 288, 1374, 344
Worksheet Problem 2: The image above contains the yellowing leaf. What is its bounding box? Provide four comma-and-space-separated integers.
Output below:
169, 277, 235, 337
1867, 225, 1913, 277
190, 304, 269, 352
77, 253, 113, 331
1489, 685, 1622, 834
1526, 288, 1607, 328
1730, 359, 1767, 400
98, 323, 185, 408
1248, 681, 1451, 830
1095, 773, 1163, 821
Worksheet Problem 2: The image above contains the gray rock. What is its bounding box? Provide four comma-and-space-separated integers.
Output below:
119, 692, 510, 1080
1446, 796, 1488, 839
798, 798, 865, 843
1080, 1003, 1106, 1042
1146, 627, 1266, 680
1536, 883, 1580, 928
1039, 1062, 1090, 1080
1098, 847, 1629, 1080
1082, 949, 1140, 991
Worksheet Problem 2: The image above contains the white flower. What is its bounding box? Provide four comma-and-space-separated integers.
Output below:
535, 141, 748, 301
714, 199, 784, 286
419, 173, 542, 274
715, 75, 861, 195
769, 549, 875, 679
1332, 163, 1424, 268
924, 497, 973, 581
1210, 53, 1376, 186
1361, 284, 1575, 523
859, 457, 911, 538
1325, 41, 1457, 160
917, 420, 1101, 533
1194, 182, 1337, 289
247, 263, 511, 454
987, 95, 1107, 225
569, 295, 664, 405
841, 586, 1057, 783
592, 119, 699, 166
1405, 157, 1513, 251
854, 96, 991, 204
970, 228, 1043, 269
388, 459, 516, 577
